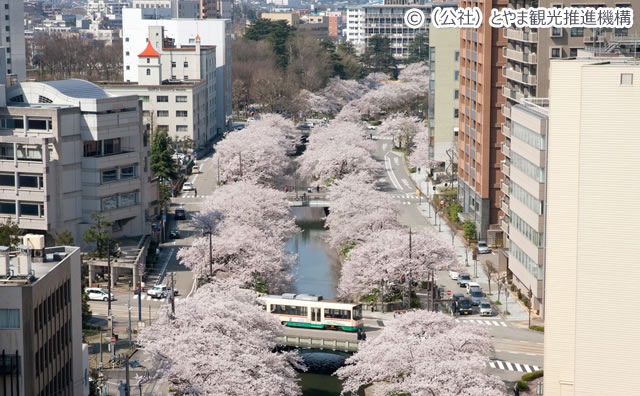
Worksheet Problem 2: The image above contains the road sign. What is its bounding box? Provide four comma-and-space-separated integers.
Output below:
447, 290, 451, 296
110, 337, 116, 344
162, 215, 167, 221
416, 189, 421, 196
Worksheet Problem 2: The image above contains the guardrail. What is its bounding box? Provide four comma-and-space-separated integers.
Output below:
276, 335, 359, 352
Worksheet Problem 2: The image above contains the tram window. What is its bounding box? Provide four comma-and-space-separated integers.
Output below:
352, 306, 362, 320
272, 305, 307, 316
324, 309, 351, 320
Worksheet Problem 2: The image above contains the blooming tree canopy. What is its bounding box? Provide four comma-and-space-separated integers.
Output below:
409, 129, 439, 169
398, 62, 430, 90
338, 227, 463, 299
138, 283, 304, 396
324, 175, 399, 249
377, 114, 428, 150
336, 311, 505, 396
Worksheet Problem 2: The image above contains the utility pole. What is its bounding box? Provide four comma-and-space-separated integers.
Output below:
528, 285, 533, 328
125, 355, 131, 396
107, 239, 114, 365
217, 156, 220, 184
407, 228, 412, 310
239, 152, 243, 178
170, 272, 176, 316
137, 264, 141, 321
128, 285, 132, 350
100, 331, 103, 371
208, 230, 213, 277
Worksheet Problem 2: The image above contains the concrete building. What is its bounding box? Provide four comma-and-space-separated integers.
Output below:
0, 246, 83, 395
200, 0, 232, 19
86, 0, 130, 17
104, 28, 214, 149
427, 4, 458, 164
122, 8, 232, 134
544, 59, 640, 396
0, 0, 26, 83
456, 0, 508, 242
502, 99, 547, 312
132, 0, 201, 18
261, 11, 300, 27
2, 80, 154, 247
362, 0, 431, 60
326, 11, 343, 38
345, 7, 365, 50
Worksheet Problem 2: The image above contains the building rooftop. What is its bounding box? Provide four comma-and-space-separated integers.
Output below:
98, 79, 206, 88
138, 41, 160, 57
0, 246, 79, 287
41, 79, 109, 99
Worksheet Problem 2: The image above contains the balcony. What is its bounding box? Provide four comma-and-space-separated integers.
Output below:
502, 104, 511, 119
501, 179, 510, 195
501, 160, 510, 177
502, 140, 511, 158
504, 67, 523, 84
503, 47, 538, 64
501, 123, 511, 137
502, 86, 524, 102
522, 73, 538, 86
500, 195, 510, 213
501, 216, 510, 234
504, 27, 538, 43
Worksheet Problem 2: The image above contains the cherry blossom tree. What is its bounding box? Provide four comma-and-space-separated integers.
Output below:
362, 72, 392, 89
296, 89, 333, 117
298, 141, 379, 186
398, 62, 430, 90
336, 311, 505, 396
409, 129, 439, 169
337, 227, 463, 300
320, 78, 369, 113
377, 114, 427, 149
324, 175, 399, 249
138, 283, 304, 396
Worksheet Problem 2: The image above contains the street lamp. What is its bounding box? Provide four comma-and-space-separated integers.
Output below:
203, 229, 213, 278
537, 381, 543, 396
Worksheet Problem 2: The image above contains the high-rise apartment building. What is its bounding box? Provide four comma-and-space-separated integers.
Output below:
544, 58, 640, 396
456, 0, 508, 242
200, 0, 232, 19
122, 8, 232, 134
428, 3, 459, 164
0, 0, 26, 83
345, 7, 365, 52
0, 246, 83, 395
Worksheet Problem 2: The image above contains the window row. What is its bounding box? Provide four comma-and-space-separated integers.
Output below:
0, 173, 44, 189
0, 201, 45, 217
101, 165, 138, 184
84, 138, 122, 157
170, 61, 190, 68
37, 361, 72, 396
324, 309, 351, 320
0, 309, 19, 329
510, 181, 543, 216
157, 110, 189, 118
511, 152, 545, 183
0, 143, 43, 161
101, 191, 139, 211
35, 280, 71, 332
509, 241, 543, 280
35, 321, 72, 378
0, 118, 53, 130
512, 121, 545, 151
510, 210, 544, 248
270, 305, 308, 316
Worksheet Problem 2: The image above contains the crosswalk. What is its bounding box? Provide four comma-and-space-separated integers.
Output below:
455, 318, 508, 327
391, 193, 421, 200
372, 135, 393, 140
133, 294, 181, 302
180, 193, 210, 199
487, 360, 540, 373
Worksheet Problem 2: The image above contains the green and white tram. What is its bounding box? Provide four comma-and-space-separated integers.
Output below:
258, 293, 363, 332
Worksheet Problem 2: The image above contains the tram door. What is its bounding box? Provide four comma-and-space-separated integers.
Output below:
311, 307, 321, 323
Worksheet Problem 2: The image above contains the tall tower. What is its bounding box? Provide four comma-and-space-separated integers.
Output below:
138, 42, 162, 85
0, 0, 26, 83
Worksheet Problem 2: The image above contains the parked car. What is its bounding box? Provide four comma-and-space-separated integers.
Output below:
175, 208, 186, 220
466, 282, 481, 293
147, 285, 169, 299
479, 300, 493, 316
296, 124, 311, 130
458, 298, 473, 315
449, 271, 459, 280
183, 182, 194, 191
453, 293, 466, 303
469, 288, 484, 306
367, 125, 377, 130
85, 287, 115, 302
458, 274, 472, 287
169, 228, 181, 239
192, 165, 200, 174
477, 241, 491, 254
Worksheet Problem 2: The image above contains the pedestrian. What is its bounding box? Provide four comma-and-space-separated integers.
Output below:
513, 384, 520, 396
285, 185, 289, 192
194, 188, 198, 197
307, 187, 312, 193
357, 328, 362, 340
370, 133, 373, 139
362, 331, 367, 341
316, 185, 320, 193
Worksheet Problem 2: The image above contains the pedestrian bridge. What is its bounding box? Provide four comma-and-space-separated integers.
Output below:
286, 193, 330, 208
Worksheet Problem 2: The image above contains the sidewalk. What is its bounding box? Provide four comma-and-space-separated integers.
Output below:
410, 170, 531, 322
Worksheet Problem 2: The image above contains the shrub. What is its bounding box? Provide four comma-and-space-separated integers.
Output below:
529, 325, 544, 333
521, 370, 544, 382
494, 300, 502, 305
510, 284, 517, 292
517, 381, 529, 391
447, 201, 462, 224
463, 220, 476, 241
522, 297, 530, 307
517, 290, 522, 299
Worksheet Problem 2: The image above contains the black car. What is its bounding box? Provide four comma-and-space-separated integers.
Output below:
458, 298, 473, 315
169, 228, 181, 239
175, 208, 186, 220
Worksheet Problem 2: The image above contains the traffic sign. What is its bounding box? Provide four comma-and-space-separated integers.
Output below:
162, 215, 167, 221
110, 337, 116, 344
447, 290, 451, 296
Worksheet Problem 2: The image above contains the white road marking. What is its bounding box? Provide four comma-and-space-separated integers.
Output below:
496, 361, 505, 370
523, 365, 532, 373
505, 362, 514, 371
382, 143, 388, 151
489, 362, 496, 369
533, 366, 540, 371
384, 152, 403, 190
514, 363, 523, 372
393, 157, 400, 166
492, 321, 500, 326
501, 322, 507, 327
401, 179, 411, 189
192, 174, 199, 183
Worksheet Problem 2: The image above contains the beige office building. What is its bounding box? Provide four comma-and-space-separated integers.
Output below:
544, 59, 640, 396
428, 5, 459, 164
261, 12, 300, 27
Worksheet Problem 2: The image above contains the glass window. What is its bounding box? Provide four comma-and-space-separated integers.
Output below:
176, 111, 188, 117
509, 241, 543, 280
101, 196, 118, 211
176, 125, 188, 132
511, 152, 545, 183
183, 61, 189, 67
19, 202, 40, 217
454, 51, 459, 61
157, 110, 169, 117
119, 192, 138, 208
157, 96, 169, 103
551, 48, 560, 58
512, 121, 545, 150
171, 61, 176, 68
140, 96, 149, 103
120, 166, 137, 180
16, 145, 42, 161
176, 96, 188, 103
510, 181, 544, 215
570, 27, 584, 37
352, 306, 362, 320
0, 309, 19, 329
83, 141, 101, 157
146, 69, 151, 75
101, 169, 117, 183
454, 70, 459, 81
103, 138, 121, 155
28, 119, 48, 130
0, 201, 15, 214
19, 174, 40, 188
0, 173, 14, 187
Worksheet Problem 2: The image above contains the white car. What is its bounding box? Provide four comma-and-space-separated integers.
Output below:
449, 271, 459, 280
147, 285, 168, 299
466, 282, 481, 294
477, 241, 491, 254
85, 287, 115, 302
367, 125, 377, 130
183, 182, 194, 191
479, 300, 493, 316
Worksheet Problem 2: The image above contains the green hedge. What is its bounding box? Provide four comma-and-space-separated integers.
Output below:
529, 325, 544, 333
522, 370, 543, 382
517, 381, 529, 391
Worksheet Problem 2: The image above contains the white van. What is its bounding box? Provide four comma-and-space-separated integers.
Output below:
466, 282, 481, 294
85, 287, 115, 302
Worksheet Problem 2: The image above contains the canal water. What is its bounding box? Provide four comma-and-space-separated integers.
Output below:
286, 208, 359, 396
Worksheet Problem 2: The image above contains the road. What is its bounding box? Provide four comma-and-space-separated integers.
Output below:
372, 136, 544, 381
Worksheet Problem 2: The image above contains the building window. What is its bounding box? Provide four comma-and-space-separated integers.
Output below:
171, 61, 176, 68
551, 27, 562, 37
454, 70, 459, 81
0, 309, 19, 329
120, 165, 138, 180
157, 110, 169, 117
454, 89, 459, 99
176, 125, 188, 132
146, 58, 150, 64
0, 201, 15, 215
101, 195, 118, 211
551, 48, 560, 58
176, 111, 188, 117
19, 202, 42, 217
510, 241, 543, 280
125, 51, 129, 56
140, 96, 149, 103
512, 121, 545, 150
0, 173, 14, 187
103, 138, 121, 155
146, 69, 151, 75
510, 181, 544, 216
125, 37, 129, 42
17, 145, 42, 161
454, 51, 459, 62
101, 169, 118, 184
157, 96, 169, 103
183, 75, 189, 80
19, 174, 43, 189
119, 192, 138, 208
454, 108, 459, 118
126, 66, 130, 70
570, 27, 584, 37
621, 73, 633, 86
157, 125, 169, 132
511, 152, 545, 183
183, 61, 189, 67
176, 96, 188, 103
83, 141, 101, 157
569, 48, 578, 57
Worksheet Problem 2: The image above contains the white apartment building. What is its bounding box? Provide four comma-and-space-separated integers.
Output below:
1, 79, 154, 247
103, 29, 214, 149
544, 59, 640, 396
345, 7, 365, 52
122, 8, 232, 133
87, 0, 131, 17
0, 0, 26, 83
0, 246, 83, 395
132, 0, 201, 18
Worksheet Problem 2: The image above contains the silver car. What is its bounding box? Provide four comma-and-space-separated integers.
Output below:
477, 241, 491, 254
469, 288, 484, 306
479, 300, 493, 316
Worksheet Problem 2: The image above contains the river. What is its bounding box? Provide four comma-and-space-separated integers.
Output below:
286, 208, 361, 396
